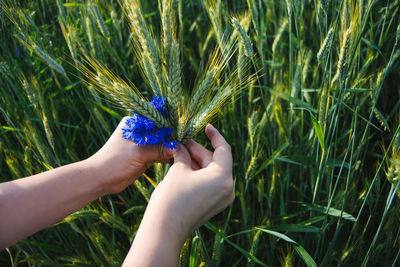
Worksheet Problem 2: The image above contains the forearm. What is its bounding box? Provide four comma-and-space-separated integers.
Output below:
123, 227, 183, 267
122, 192, 186, 267
0, 159, 105, 249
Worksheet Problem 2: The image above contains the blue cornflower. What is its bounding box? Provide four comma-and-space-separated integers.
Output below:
158, 128, 178, 149
162, 139, 179, 150
149, 96, 168, 116
15, 47, 22, 57
122, 96, 178, 149
15, 46, 26, 58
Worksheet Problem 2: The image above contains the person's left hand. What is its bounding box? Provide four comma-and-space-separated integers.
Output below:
87, 117, 174, 195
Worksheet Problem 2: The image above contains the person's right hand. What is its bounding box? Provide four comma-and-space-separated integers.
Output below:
123, 124, 234, 267
150, 123, 235, 240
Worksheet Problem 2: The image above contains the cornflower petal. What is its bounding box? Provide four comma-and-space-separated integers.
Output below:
122, 96, 178, 149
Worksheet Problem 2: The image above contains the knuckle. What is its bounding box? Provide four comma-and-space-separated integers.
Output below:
210, 162, 231, 174
220, 145, 231, 153
171, 161, 189, 172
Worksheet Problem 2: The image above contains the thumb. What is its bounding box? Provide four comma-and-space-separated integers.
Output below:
173, 144, 191, 167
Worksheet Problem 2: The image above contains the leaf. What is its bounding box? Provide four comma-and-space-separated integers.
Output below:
227, 224, 319, 239
267, 88, 317, 113
223, 238, 269, 267
96, 103, 123, 120
205, 222, 268, 266
255, 228, 317, 267
64, 81, 82, 91
344, 88, 374, 93
361, 37, 386, 60
264, 60, 283, 67
265, 224, 320, 233
226, 228, 261, 238
255, 228, 296, 243
309, 112, 325, 151
0, 125, 20, 131
294, 245, 318, 267
189, 236, 201, 267
276, 156, 306, 166
63, 3, 81, 7
256, 142, 289, 175
300, 216, 326, 225
301, 203, 356, 222
326, 159, 350, 168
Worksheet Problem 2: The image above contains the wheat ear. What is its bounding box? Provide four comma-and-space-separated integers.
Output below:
161, 0, 174, 58
231, 17, 254, 58
166, 40, 182, 126
17, 37, 66, 76
317, 27, 334, 64
91, 3, 110, 38
188, 69, 217, 114
123, 0, 163, 95
79, 58, 170, 128
337, 24, 353, 82
272, 19, 288, 54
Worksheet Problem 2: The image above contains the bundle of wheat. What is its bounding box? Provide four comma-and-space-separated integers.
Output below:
78, 0, 254, 149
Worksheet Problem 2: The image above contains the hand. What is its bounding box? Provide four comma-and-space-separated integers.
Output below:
123, 124, 234, 267
87, 117, 174, 195
152, 124, 235, 239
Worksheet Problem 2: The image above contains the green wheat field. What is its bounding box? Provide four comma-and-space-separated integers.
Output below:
1, 0, 400, 266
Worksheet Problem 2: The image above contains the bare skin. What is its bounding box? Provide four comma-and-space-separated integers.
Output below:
123, 125, 235, 267
0, 118, 234, 267
0, 118, 173, 249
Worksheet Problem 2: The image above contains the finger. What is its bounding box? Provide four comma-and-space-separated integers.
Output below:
205, 124, 232, 168
119, 116, 130, 127
137, 144, 175, 163
116, 117, 175, 163
107, 117, 129, 141
185, 140, 213, 168
205, 124, 229, 149
173, 144, 192, 167
191, 159, 201, 170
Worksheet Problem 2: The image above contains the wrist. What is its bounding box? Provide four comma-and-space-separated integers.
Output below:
124, 202, 185, 267
143, 187, 191, 243
81, 157, 111, 197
